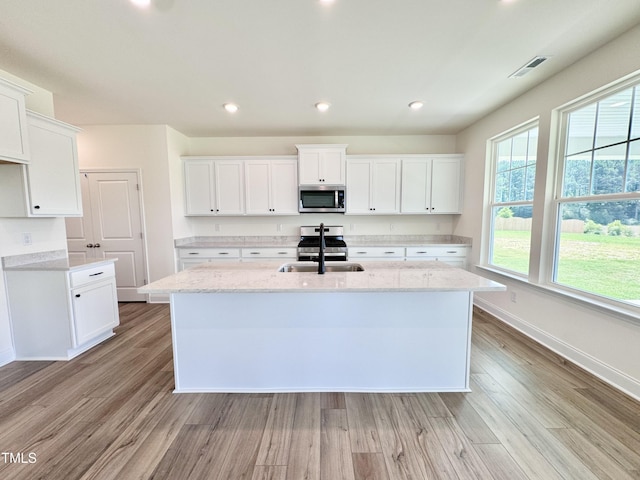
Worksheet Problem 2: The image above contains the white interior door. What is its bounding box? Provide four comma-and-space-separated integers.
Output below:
66, 171, 147, 302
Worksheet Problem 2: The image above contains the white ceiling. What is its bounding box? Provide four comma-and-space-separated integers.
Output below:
1, 0, 639, 137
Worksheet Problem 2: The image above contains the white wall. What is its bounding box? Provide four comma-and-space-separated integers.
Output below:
456, 24, 640, 399
75, 125, 177, 288
0, 69, 62, 366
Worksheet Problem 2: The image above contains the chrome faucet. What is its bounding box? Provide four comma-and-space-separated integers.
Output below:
318, 223, 326, 274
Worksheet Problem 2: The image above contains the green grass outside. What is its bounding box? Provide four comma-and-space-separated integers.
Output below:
492, 230, 640, 301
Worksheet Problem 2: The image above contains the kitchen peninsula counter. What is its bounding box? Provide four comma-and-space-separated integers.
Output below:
140, 261, 505, 394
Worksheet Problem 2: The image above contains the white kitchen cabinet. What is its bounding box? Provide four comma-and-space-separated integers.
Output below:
177, 247, 241, 271
183, 158, 244, 215
296, 144, 347, 185
5, 261, 119, 360
245, 158, 298, 215
0, 112, 82, 217
405, 245, 469, 268
348, 246, 405, 261
0, 77, 31, 164
346, 157, 401, 214
401, 155, 463, 214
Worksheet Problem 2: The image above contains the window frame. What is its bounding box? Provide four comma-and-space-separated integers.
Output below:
549, 75, 640, 306
484, 119, 540, 277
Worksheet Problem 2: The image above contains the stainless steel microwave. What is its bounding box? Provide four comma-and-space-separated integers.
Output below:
299, 185, 346, 213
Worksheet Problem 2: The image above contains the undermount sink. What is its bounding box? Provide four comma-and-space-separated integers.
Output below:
278, 262, 365, 273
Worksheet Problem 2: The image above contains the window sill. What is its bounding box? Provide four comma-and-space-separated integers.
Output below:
475, 264, 640, 324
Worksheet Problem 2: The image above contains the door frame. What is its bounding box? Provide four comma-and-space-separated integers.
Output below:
78, 168, 149, 302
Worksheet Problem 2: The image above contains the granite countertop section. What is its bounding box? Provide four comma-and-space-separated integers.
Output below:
139, 260, 504, 294
175, 235, 471, 249
175, 236, 299, 249
2, 249, 116, 272
346, 235, 471, 247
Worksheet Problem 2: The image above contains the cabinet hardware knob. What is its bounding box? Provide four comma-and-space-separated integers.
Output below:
34, 205, 41, 209
94, 243, 101, 248
86, 244, 94, 248
75, 294, 81, 298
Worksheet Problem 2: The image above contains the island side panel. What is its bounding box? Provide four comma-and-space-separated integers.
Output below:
170, 291, 473, 393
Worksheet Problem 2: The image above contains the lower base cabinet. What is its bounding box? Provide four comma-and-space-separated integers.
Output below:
5, 262, 120, 360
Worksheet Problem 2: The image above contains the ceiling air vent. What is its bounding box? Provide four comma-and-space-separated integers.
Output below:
509, 56, 550, 78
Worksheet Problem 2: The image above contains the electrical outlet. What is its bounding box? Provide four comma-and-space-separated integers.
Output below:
22, 232, 32, 246
510, 292, 517, 303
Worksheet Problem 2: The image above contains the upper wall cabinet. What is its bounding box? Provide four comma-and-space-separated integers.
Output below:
245, 158, 298, 215
184, 158, 245, 215
346, 157, 401, 214
0, 112, 82, 217
401, 155, 463, 214
0, 77, 31, 164
296, 144, 347, 185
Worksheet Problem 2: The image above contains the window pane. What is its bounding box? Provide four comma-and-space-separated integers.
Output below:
527, 127, 538, 165
592, 144, 626, 195
511, 132, 528, 168
509, 167, 525, 202
490, 205, 532, 275
626, 139, 640, 192
594, 89, 633, 149
631, 86, 640, 140
563, 152, 592, 197
525, 165, 536, 201
496, 139, 512, 172
566, 103, 596, 155
495, 170, 509, 202
555, 200, 640, 303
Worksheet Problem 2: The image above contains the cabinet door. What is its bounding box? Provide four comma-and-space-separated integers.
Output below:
401, 158, 431, 213
270, 159, 298, 214
321, 150, 345, 184
298, 151, 322, 184
245, 161, 271, 215
214, 161, 244, 215
72, 280, 119, 347
184, 160, 216, 215
346, 160, 372, 214
0, 78, 30, 163
430, 157, 462, 214
26, 113, 82, 216
371, 160, 400, 213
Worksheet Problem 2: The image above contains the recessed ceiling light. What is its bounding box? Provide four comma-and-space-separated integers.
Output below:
130, 0, 152, 8
319, 0, 336, 4
223, 103, 239, 113
315, 102, 331, 112
409, 101, 424, 110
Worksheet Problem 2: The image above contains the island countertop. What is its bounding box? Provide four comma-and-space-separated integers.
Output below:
139, 261, 505, 294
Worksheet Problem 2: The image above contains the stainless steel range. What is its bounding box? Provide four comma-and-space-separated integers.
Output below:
297, 225, 348, 262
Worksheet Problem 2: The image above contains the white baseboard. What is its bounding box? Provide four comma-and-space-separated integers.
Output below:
0, 346, 15, 367
474, 297, 640, 402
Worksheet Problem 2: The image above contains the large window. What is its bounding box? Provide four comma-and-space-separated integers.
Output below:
488, 123, 538, 275
555, 82, 640, 304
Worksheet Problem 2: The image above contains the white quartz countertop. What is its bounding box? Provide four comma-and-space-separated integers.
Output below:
139, 261, 505, 294
3, 257, 116, 272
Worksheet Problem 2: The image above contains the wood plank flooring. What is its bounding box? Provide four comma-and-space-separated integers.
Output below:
1, 302, 639, 479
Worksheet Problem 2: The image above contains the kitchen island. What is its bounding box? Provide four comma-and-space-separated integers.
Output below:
140, 261, 505, 393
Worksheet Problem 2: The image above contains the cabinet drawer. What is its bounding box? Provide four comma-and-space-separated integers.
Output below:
178, 248, 240, 259
241, 247, 297, 259
349, 247, 405, 258
70, 263, 116, 288
406, 246, 468, 257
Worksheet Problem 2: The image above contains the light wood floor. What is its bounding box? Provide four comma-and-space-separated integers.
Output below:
1, 303, 639, 480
